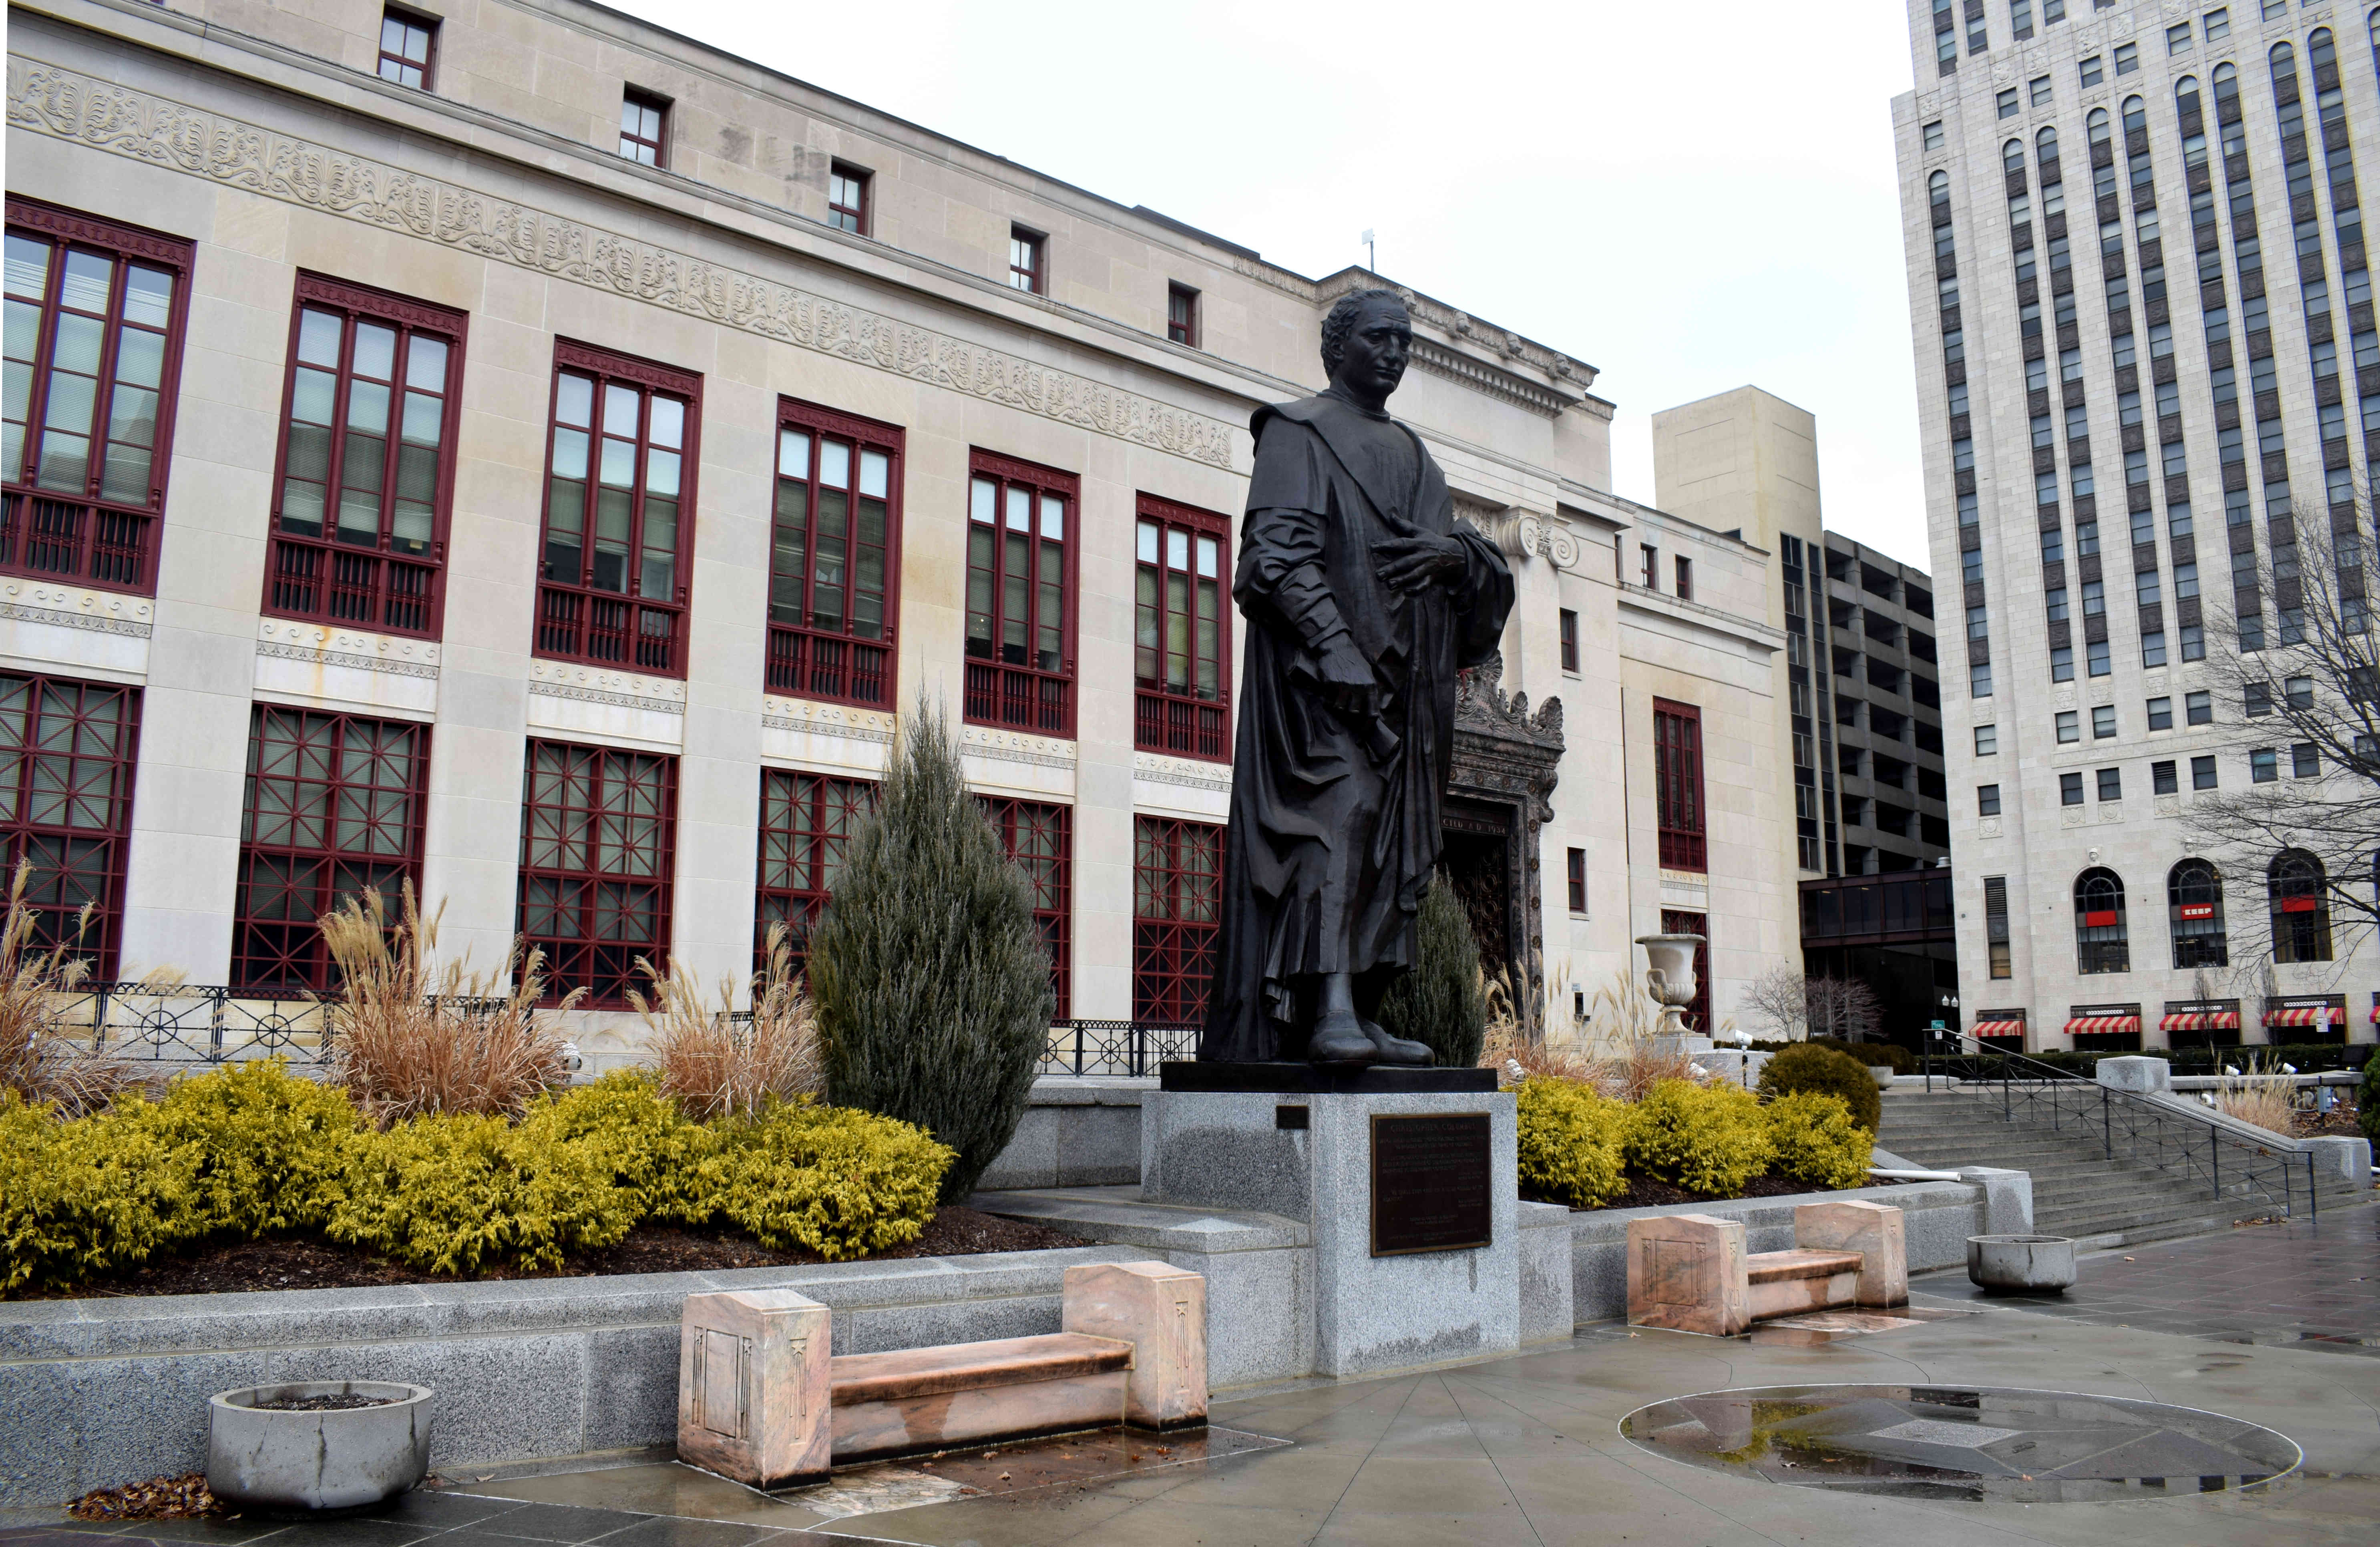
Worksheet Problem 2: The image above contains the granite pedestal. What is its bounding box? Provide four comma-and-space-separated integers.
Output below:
1141, 1068, 1518, 1379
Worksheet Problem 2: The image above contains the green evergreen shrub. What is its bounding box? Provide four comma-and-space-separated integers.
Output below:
0, 1091, 197, 1294
808, 699, 1053, 1201
702, 1101, 953, 1260
2360, 1044, 2380, 1145
1515, 1076, 1626, 1208
1757, 1043, 1882, 1132
1763, 1091, 1873, 1189
317, 1111, 638, 1275
1375, 874, 1488, 1068
144, 1061, 358, 1239
1624, 1079, 1775, 1196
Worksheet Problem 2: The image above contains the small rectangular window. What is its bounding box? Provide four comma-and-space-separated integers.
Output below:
2057, 709, 2080, 743
1166, 283, 1199, 348
1975, 723, 1998, 755
2292, 741, 2320, 777
2167, 21, 2191, 54
828, 163, 870, 235
1640, 544, 1658, 589
378, 7, 436, 90
2193, 753, 2218, 789
2052, 645, 2075, 681
2203, 8, 2229, 43
1674, 555, 1693, 601
1566, 847, 1587, 913
2115, 41, 2139, 76
2245, 682, 2272, 717
2097, 766, 2122, 801
2251, 747, 2277, 782
1998, 88, 2021, 119
1559, 608, 1579, 672
1971, 661, 1994, 696
2142, 630, 2168, 667
1924, 120, 1946, 152
2030, 74, 2054, 107
2061, 771, 2085, 805
2285, 673, 2314, 710
2093, 704, 2117, 738
1978, 783, 2002, 816
2187, 690, 2212, 724
1009, 227, 1045, 294
1985, 875, 2013, 978
2080, 54, 2104, 88
2088, 638, 2111, 677
2153, 759, 2178, 794
620, 89, 668, 167
2147, 696, 2173, 730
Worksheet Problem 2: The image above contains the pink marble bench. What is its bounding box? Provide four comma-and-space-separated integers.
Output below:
1627, 1201, 1908, 1337
678, 1260, 1206, 1487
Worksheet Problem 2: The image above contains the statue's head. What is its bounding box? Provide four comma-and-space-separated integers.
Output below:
1320, 289, 1412, 404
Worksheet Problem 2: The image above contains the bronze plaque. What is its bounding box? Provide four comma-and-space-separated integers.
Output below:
1369, 1113, 1493, 1256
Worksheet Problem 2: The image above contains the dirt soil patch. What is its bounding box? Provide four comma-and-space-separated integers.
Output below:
1532, 1169, 1849, 1214
47, 1208, 1087, 1300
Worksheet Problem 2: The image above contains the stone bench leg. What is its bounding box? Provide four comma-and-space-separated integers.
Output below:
1062, 1260, 1208, 1430
1626, 1213, 1748, 1336
678, 1289, 832, 1488
1792, 1201, 1907, 1308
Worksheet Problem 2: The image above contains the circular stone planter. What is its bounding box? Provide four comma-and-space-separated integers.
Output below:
1868, 1066, 1896, 1089
207, 1381, 433, 1515
1967, 1234, 2078, 1293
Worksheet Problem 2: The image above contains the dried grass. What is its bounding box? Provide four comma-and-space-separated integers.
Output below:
321, 885, 581, 1125
1482, 968, 1699, 1098
631, 921, 823, 1119
0, 860, 140, 1117
2212, 1053, 2301, 1136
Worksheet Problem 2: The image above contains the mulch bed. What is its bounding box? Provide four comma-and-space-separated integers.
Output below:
1532, 1170, 1848, 1214
43, 1208, 1087, 1300
2293, 1108, 2367, 1139
67, 1473, 221, 1522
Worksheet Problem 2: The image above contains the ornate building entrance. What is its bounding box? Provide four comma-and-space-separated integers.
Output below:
1444, 653, 1565, 1037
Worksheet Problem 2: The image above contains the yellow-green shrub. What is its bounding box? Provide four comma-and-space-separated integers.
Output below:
1624, 1079, 1775, 1196
1516, 1076, 1627, 1208
703, 1100, 953, 1260
1763, 1091, 1873, 1189
0, 1091, 197, 1295
318, 1111, 638, 1275
521, 1071, 719, 1223
144, 1062, 358, 1238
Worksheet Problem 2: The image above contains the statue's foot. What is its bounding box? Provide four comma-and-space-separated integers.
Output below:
1363, 1020, 1435, 1067
1307, 1010, 1378, 1067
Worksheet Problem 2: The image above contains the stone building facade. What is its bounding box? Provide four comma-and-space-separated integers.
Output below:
3, 0, 1799, 1061
1896, 0, 2378, 1050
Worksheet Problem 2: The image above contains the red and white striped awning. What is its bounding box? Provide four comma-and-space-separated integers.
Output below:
2371, 1001, 2380, 1023
2264, 1004, 2345, 1028
2065, 1014, 2141, 1035
2159, 1010, 2242, 1031
1972, 1019, 2026, 1037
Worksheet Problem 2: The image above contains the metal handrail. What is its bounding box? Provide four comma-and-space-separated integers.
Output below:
1920, 1028, 2321, 1221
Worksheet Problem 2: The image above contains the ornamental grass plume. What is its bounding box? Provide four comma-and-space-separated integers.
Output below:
0, 860, 139, 1118
1580, 970, 1697, 1102
631, 921, 823, 1120
320, 884, 581, 1125
2211, 1052, 2300, 1137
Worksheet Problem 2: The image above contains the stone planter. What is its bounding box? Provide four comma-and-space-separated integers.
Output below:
1966, 1234, 2077, 1294
1869, 1067, 1895, 1089
207, 1381, 433, 1515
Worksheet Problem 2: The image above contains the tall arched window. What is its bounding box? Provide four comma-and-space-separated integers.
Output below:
2168, 859, 2229, 966
1930, 169, 1951, 211
2004, 139, 2026, 175
2075, 868, 2130, 973
2269, 850, 2334, 962
2037, 125, 2060, 162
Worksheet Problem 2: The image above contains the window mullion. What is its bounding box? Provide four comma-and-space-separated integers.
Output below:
372, 327, 409, 552
85, 259, 133, 504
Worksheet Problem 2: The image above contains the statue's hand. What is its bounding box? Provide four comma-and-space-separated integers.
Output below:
1375, 533, 1467, 592
1313, 636, 1377, 712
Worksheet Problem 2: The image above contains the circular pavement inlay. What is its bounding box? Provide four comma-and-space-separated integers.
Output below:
1618, 1384, 2301, 1503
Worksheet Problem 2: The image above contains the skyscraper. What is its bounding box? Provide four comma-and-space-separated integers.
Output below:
1896, 2, 2377, 1052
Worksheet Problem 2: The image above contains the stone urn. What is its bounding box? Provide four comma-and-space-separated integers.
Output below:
1966, 1234, 2078, 1294
207, 1380, 433, 1514
1634, 933, 1703, 1038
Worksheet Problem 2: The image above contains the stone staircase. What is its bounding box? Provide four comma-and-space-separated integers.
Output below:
1878, 1086, 2366, 1250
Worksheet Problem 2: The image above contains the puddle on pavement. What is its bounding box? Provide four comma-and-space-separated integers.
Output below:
1620, 1383, 2302, 1503
771, 1425, 1288, 1519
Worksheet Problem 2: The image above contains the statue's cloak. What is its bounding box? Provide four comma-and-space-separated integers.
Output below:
1200, 392, 1515, 1063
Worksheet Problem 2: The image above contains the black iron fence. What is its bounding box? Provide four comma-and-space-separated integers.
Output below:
1037, 1019, 1197, 1078
1920, 1029, 2323, 1221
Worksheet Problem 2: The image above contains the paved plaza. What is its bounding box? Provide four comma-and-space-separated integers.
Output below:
9, 1205, 2376, 1547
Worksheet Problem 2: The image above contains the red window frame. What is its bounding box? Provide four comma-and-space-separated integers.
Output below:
1133, 493, 1231, 761
767, 400, 902, 708
518, 739, 676, 1009
1640, 544, 1658, 588
1566, 847, 1587, 913
1559, 608, 1579, 672
828, 163, 870, 235
2, 198, 194, 596
1674, 555, 1694, 601
0, 670, 141, 980
1009, 227, 1045, 294
964, 450, 1078, 736
1660, 908, 1711, 1035
232, 707, 427, 992
620, 89, 669, 167
979, 796, 1070, 1019
535, 341, 700, 677
1133, 815, 1221, 1026
263, 275, 465, 639
376, 6, 436, 90
1167, 283, 1199, 346
755, 767, 874, 974
1653, 698, 1707, 872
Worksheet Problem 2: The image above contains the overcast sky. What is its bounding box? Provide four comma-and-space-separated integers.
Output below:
612, 0, 1930, 564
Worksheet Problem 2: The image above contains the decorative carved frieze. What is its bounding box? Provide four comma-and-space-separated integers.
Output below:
527, 659, 686, 715
255, 618, 439, 678
961, 723, 1077, 771
6, 61, 1237, 470
760, 695, 896, 744
0, 577, 154, 639
1133, 750, 1231, 793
